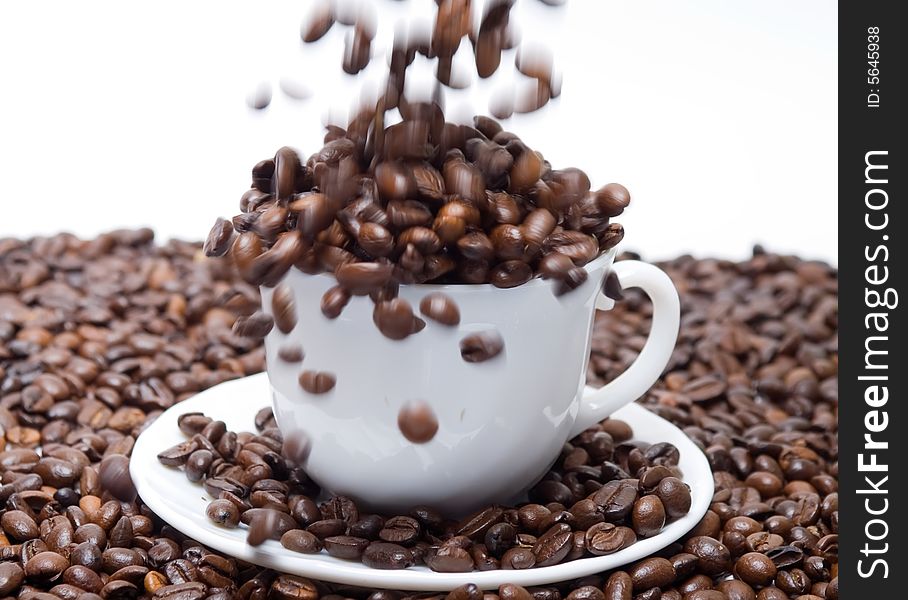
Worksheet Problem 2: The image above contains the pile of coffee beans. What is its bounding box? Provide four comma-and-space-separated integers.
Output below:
0, 231, 837, 599
158, 407, 691, 571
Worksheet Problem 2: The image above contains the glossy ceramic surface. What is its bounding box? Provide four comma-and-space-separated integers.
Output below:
261, 251, 680, 513
131, 373, 712, 591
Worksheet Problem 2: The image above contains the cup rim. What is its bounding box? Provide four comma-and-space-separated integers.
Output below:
278, 247, 619, 293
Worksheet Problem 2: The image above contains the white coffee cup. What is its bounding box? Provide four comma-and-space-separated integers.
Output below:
263, 248, 679, 514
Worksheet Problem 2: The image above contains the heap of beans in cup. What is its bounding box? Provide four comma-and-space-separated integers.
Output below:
207, 118, 628, 341
0, 232, 837, 599
158, 408, 691, 571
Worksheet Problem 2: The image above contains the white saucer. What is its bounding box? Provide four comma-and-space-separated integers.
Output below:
131, 373, 712, 591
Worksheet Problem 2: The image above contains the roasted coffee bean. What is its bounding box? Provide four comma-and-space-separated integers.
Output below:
392, 400, 439, 444
362, 542, 412, 570
232, 312, 274, 340
206, 499, 240, 528
301, 1, 334, 43
271, 284, 297, 333
734, 552, 778, 587
460, 331, 505, 363
323, 535, 370, 560
204, 218, 235, 257
500, 546, 536, 570
631, 495, 666, 538
425, 546, 474, 572
379, 516, 421, 546
246, 509, 295, 547
490, 260, 533, 288
532, 523, 572, 567
419, 292, 461, 326
584, 523, 636, 556
373, 298, 420, 340
298, 370, 336, 394
654, 477, 691, 519
281, 529, 323, 554
684, 536, 732, 576
594, 480, 638, 522
307, 519, 347, 539
628, 557, 676, 591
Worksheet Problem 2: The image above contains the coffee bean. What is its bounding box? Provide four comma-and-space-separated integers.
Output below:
323, 536, 370, 560
232, 312, 274, 340
500, 546, 536, 570
490, 260, 533, 288
301, 1, 335, 43
1, 509, 39, 541
278, 345, 305, 363
271, 284, 297, 334
204, 219, 235, 258
419, 293, 460, 326
246, 509, 294, 547
426, 546, 474, 572
298, 370, 336, 394
734, 552, 778, 587
379, 516, 421, 545
654, 477, 691, 519
460, 331, 504, 362
593, 480, 638, 522
684, 536, 732, 576
206, 499, 240, 528
281, 529, 322, 554
373, 298, 420, 340
584, 523, 636, 556
362, 542, 413, 570
395, 400, 439, 444
532, 523, 572, 566
631, 495, 666, 538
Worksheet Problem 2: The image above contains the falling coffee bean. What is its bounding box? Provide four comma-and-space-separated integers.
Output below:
298, 371, 336, 394
232, 312, 274, 339
460, 331, 505, 363
271, 284, 297, 333
397, 401, 439, 444
419, 292, 460, 326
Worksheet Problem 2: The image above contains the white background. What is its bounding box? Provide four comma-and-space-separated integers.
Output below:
0, 1, 837, 263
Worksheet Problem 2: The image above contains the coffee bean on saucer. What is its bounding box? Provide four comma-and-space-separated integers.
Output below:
397, 401, 438, 444
419, 293, 460, 326
232, 312, 274, 339
207, 499, 240, 528
298, 371, 336, 394
631, 495, 666, 538
426, 546, 474, 572
585, 523, 636, 555
532, 523, 572, 566
501, 546, 536, 570
271, 284, 297, 333
281, 529, 323, 554
362, 542, 413, 570
655, 477, 691, 519
324, 536, 370, 560
460, 331, 504, 362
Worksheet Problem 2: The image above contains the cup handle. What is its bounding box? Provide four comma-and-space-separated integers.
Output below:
570, 260, 681, 437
